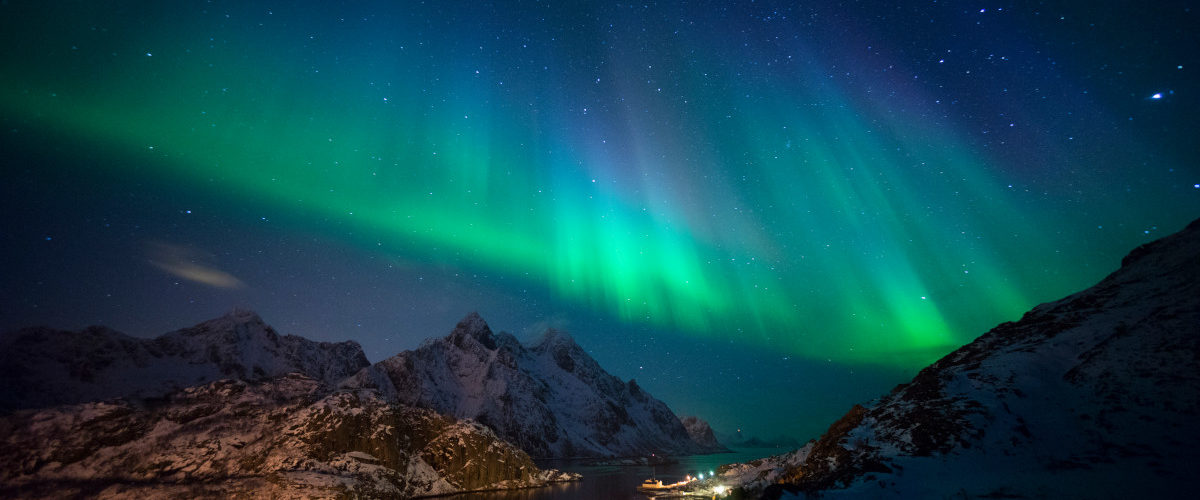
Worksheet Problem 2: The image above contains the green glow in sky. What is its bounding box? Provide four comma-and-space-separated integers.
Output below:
2, 1, 1193, 370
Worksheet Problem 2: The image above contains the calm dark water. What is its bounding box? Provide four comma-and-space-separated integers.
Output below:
450, 448, 785, 500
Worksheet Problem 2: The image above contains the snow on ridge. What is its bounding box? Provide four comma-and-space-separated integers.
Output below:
347, 312, 723, 458
721, 217, 1200, 498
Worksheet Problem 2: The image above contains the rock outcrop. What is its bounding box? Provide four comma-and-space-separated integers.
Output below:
680, 415, 729, 452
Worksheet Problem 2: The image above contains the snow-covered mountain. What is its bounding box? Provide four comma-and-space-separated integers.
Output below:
346, 313, 722, 458
0, 373, 578, 499
0, 309, 370, 411
720, 218, 1200, 498
680, 415, 729, 451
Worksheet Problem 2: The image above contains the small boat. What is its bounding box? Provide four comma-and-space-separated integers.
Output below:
638, 478, 670, 491
638, 476, 696, 493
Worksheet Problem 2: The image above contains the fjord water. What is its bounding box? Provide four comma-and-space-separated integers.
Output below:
453, 448, 784, 500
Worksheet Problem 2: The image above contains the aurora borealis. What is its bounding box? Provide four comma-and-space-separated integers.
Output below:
2, 1, 1197, 439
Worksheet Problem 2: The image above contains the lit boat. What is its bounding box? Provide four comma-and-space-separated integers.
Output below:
638, 478, 669, 491
637, 476, 695, 492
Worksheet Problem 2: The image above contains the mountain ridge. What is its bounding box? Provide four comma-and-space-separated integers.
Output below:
0, 309, 369, 412
715, 217, 1200, 498
346, 312, 726, 458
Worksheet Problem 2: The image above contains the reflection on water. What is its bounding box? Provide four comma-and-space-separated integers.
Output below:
447, 448, 787, 500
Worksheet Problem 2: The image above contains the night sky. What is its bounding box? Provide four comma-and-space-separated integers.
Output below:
1, 1, 1197, 441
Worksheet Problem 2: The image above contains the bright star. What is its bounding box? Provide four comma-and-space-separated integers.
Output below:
1151, 93, 1163, 99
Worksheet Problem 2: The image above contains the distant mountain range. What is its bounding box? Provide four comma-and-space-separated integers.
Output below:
715, 430, 804, 450
0, 308, 369, 411
715, 218, 1200, 498
728, 436, 805, 450
345, 312, 727, 458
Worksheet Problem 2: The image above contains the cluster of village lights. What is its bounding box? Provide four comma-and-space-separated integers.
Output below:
681, 470, 729, 497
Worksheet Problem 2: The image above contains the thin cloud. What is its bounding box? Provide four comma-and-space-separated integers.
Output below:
147, 241, 246, 289
522, 314, 572, 338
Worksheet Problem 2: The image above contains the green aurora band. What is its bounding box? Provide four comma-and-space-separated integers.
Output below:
2, 2, 1188, 368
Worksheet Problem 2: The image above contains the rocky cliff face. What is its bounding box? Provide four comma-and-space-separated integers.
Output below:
723, 218, 1200, 499
0, 309, 369, 411
347, 314, 720, 458
0, 373, 577, 499
680, 415, 728, 451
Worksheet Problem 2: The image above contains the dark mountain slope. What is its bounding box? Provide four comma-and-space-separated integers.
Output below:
718, 218, 1200, 498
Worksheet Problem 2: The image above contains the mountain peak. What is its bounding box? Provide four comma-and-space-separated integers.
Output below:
449, 312, 496, 350
533, 327, 576, 350
679, 415, 729, 451
1118, 216, 1200, 270
355, 316, 715, 458
177, 308, 272, 342
186, 307, 265, 332
220, 307, 264, 325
